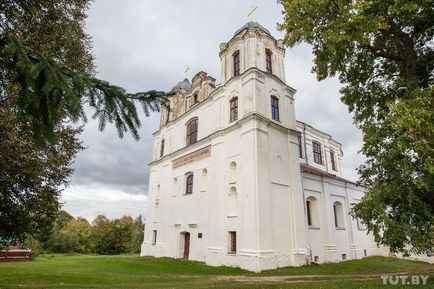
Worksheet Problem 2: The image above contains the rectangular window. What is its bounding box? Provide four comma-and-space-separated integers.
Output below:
165, 108, 170, 125
160, 139, 165, 157
312, 141, 323, 165
266, 49, 272, 73
152, 230, 157, 245
306, 200, 312, 226
233, 51, 240, 76
228, 231, 237, 254
230, 97, 238, 122
330, 150, 336, 171
271, 96, 279, 121
298, 135, 303, 158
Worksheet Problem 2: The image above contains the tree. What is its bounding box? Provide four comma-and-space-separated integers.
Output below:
91, 215, 134, 255
279, 0, 433, 256
130, 215, 144, 254
0, 107, 83, 242
0, 1, 167, 241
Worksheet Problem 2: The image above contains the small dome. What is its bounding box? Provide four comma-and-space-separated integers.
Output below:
171, 78, 191, 92
234, 21, 271, 37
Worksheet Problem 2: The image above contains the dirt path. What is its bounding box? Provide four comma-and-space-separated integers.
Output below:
212, 270, 434, 284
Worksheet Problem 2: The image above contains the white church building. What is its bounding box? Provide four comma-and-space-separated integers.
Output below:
140, 21, 379, 272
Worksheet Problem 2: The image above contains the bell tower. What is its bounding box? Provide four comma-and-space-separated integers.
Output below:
219, 21, 286, 84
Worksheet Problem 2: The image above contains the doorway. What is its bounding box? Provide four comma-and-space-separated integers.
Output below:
181, 232, 190, 259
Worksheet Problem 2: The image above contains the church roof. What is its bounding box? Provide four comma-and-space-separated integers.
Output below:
300, 164, 358, 186
234, 21, 271, 37
171, 78, 191, 92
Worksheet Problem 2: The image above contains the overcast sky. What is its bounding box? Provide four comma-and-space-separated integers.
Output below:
61, 0, 365, 221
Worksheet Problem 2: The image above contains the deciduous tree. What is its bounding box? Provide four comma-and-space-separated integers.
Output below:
279, 0, 433, 255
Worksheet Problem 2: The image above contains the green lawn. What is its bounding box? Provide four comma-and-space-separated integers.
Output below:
0, 255, 432, 288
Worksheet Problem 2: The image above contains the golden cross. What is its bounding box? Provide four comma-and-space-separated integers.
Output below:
247, 5, 257, 21
184, 65, 190, 79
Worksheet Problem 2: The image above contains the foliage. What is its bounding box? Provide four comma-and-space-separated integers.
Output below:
278, 0, 433, 256
91, 215, 134, 255
130, 215, 145, 254
0, 1, 167, 144
0, 255, 432, 289
0, 108, 84, 243
0, 1, 167, 242
35, 212, 142, 255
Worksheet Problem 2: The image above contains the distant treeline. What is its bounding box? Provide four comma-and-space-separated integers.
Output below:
24, 211, 144, 255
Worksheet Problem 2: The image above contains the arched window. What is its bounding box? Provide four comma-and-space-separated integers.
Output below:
312, 141, 323, 165
233, 50, 240, 76
201, 169, 208, 191
333, 201, 345, 228
185, 173, 194, 195
228, 186, 238, 217
229, 162, 237, 183
160, 139, 165, 157
230, 97, 238, 123
271, 96, 279, 121
265, 49, 272, 73
193, 93, 198, 105
186, 118, 198, 146
330, 150, 337, 171
306, 196, 319, 227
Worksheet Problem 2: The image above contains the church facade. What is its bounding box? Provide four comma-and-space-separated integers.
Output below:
140, 22, 379, 272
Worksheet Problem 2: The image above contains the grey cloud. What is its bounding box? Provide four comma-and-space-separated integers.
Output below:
62, 0, 365, 219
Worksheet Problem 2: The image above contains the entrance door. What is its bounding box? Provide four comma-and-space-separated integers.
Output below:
183, 232, 190, 259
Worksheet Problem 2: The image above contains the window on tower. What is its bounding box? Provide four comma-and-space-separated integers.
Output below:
233, 50, 240, 76
186, 118, 198, 146
271, 96, 279, 121
265, 49, 272, 73
229, 97, 238, 123
160, 139, 165, 157
312, 141, 323, 165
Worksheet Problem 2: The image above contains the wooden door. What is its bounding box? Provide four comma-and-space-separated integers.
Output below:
183, 232, 190, 259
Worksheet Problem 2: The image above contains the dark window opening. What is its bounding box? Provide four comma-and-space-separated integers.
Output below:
228, 231, 237, 253
330, 150, 337, 171
185, 173, 194, 195
306, 200, 312, 226
313, 141, 323, 165
152, 230, 157, 245
186, 119, 198, 146
271, 96, 279, 121
230, 97, 238, 122
233, 50, 240, 76
160, 139, 165, 157
266, 49, 272, 73
298, 135, 303, 158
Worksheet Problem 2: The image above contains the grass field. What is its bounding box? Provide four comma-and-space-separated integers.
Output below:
0, 255, 432, 288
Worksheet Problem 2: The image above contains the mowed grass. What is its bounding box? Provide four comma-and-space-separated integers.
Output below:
0, 254, 432, 289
